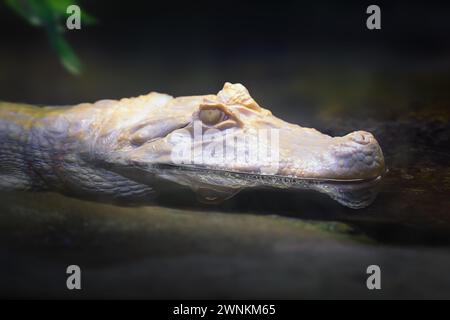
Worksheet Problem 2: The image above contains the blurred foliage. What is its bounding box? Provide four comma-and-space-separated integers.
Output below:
5, 0, 95, 75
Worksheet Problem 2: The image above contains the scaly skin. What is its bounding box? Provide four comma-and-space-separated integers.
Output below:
0, 83, 385, 208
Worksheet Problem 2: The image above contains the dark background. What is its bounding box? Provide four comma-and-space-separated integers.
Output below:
1, 0, 449, 123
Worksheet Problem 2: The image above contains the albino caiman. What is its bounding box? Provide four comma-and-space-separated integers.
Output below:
0, 83, 385, 208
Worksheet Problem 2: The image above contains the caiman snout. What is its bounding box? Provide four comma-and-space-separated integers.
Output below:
346, 130, 373, 145
330, 131, 385, 181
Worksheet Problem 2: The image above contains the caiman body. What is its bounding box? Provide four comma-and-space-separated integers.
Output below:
0, 83, 385, 208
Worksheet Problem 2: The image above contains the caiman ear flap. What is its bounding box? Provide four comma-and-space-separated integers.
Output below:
199, 99, 227, 109
217, 82, 262, 111
130, 119, 187, 146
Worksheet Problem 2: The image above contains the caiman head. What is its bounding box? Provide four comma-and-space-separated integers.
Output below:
94, 82, 385, 208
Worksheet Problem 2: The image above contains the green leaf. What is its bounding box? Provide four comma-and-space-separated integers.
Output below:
47, 26, 82, 75
54, 37, 82, 75
4, 0, 96, 75
81, 11, 97, 25
46, 0, 77, 15
5, 0, 42, 25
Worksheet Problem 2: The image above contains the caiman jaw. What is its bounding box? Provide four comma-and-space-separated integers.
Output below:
275, 130, 385, 182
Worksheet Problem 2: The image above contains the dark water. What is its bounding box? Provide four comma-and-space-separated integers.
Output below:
1, 109, 449, 299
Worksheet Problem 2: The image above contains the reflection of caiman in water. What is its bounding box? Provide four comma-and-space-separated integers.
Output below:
0, 83, 385, 208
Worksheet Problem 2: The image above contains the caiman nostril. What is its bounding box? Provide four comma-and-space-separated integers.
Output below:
348, 131, 372, 145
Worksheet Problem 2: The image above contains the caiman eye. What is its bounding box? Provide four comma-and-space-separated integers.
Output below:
199, 108, 226, 125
